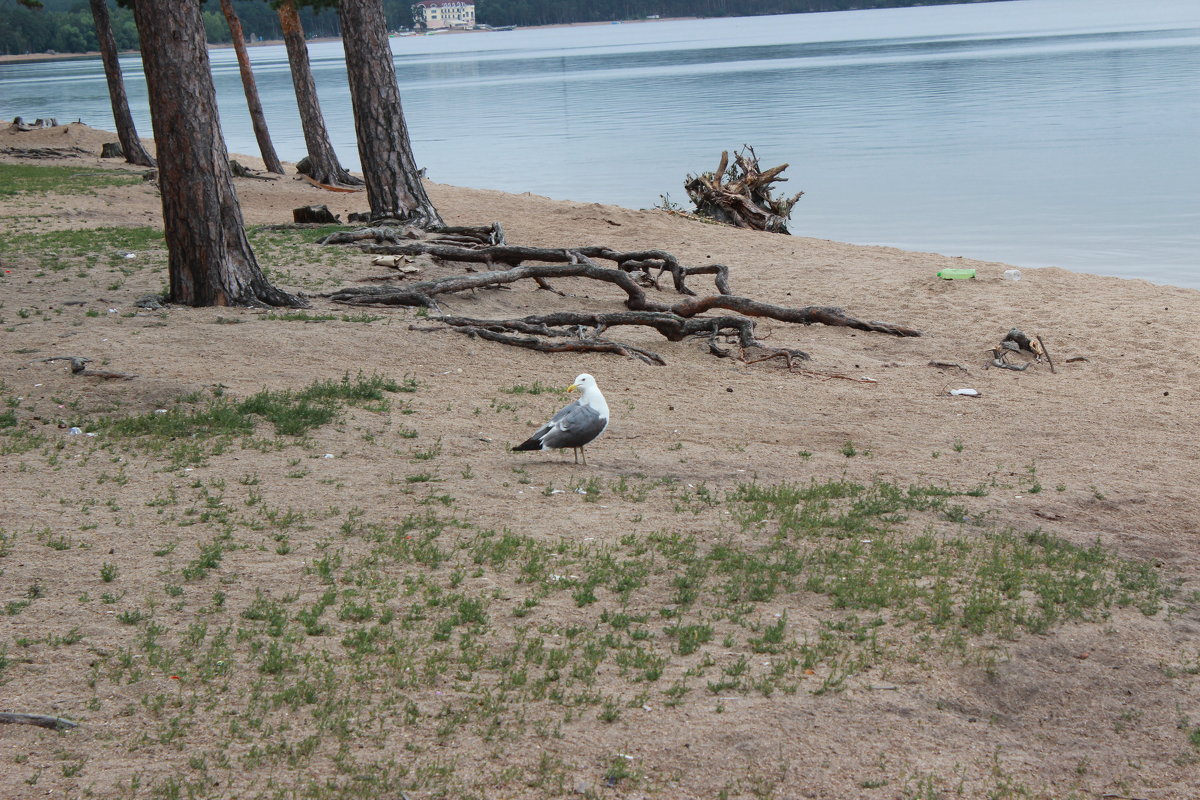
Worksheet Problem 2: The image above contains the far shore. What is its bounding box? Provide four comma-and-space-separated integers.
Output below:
0, 16, 696, 65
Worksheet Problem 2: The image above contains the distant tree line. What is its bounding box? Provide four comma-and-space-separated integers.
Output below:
0, 0, 417, 55
475, 0, 998, 27
2, 0, 996, 56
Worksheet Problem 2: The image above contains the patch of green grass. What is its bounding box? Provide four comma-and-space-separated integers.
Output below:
500, 381, 563, 396
0, 225, 163, 259
97, 372, 404, 452
0, 163, 145, 198
40, 465, 1168, 797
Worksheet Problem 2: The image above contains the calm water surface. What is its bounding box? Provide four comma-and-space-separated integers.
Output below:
2, 0, 1198, 287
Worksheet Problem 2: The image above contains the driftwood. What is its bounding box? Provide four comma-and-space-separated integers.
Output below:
301, 173, 363, 193
318, 222, 506, 249
684, 146, 803, 234
0, 146, 89, 159
321, 240, 920, 367
0, 712, 78, 731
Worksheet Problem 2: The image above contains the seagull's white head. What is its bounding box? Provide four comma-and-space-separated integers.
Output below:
568, 374, 597, 394
567, 373, 608, 417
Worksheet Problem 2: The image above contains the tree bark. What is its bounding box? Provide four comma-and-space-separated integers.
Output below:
219, 0, 285, 175
131, 0, 305, 308
277, 0, 361, 187
338, 0, 442, 226
88, 0, 155, 168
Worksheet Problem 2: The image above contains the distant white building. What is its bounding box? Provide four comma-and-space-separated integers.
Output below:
413, 0, 475, 30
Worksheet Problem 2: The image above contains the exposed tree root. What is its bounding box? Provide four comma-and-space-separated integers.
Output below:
684, 145, 803, 234
319, 235, 920, 367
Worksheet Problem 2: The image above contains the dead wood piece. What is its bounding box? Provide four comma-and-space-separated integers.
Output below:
345, 242, 732, 298
415, 322, 667, 365
319, 222, 505, 249
1038, 335, 1056, 373
323, 243, 919, 367
0, 145, 88, 159
301, 173, 362, 192
929, 360, 970, 372
422, 312, 809, 366
293, 204, 340, 224
230, 160, 274, 180
319, 226, 416, 245
989, 350, 1030, 371
100, 142, 124, 159
684, 145, 803, 234
0, 712, 78, 731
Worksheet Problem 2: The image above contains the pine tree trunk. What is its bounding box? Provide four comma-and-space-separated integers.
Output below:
89, 0, 155, 168
219, 0, 285, 175
338, 0, 442, 226
277, 0, 361, 186
131, 0, 304, 309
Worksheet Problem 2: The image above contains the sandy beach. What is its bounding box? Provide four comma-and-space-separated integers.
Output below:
2, 122, 1199, 799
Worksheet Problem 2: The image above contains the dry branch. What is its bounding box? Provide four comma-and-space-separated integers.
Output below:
0, 712, 78, 731
344, 241, 731, 297
318, 222, 505, 249
319, 237, 919, 368
1, 146, 89, 159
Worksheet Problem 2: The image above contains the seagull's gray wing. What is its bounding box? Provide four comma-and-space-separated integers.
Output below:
539, 402, 607, 450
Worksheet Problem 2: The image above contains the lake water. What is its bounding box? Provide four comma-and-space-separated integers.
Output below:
2, 0, 1199, 287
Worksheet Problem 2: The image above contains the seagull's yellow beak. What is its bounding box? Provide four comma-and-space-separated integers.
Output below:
567, 383, 579, 393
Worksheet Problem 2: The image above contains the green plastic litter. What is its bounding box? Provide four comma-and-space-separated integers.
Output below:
936, 268, 977, 280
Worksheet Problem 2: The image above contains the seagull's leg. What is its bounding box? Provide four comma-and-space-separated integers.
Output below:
573, 448, 579, 465
580, 447, 587, 466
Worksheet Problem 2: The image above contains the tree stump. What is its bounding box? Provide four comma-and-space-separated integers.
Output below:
101, 142, 124, 158
293, 204, 340, 224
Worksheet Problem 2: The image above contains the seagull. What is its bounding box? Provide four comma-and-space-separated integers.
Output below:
512, 373, 609, 465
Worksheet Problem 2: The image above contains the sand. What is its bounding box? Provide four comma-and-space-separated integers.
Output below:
2, 123, 1199, 799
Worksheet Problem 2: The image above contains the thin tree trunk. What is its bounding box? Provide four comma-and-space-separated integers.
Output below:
130, 0, 304, 308
338, 0, 442, 226
88, 0, 155, 168
277, 0, 361, 186
219, 0, 284, 175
